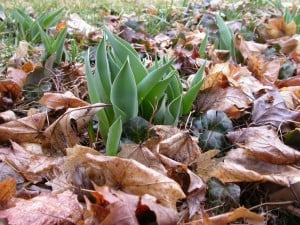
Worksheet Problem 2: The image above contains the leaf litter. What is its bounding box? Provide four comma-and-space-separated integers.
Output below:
0, 0, 300, 224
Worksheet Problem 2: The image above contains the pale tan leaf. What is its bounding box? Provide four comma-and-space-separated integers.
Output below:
0, 141, 59, 183
118, 144, 167, 175
39, 91, 90, 110
212, 148, 300, 186
44, 103, 108, 153
85, 153, 185, 209
0, 190, 83, 225
0, 112, 47, 143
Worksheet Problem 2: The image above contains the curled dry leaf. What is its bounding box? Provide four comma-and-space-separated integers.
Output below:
85, 153, 185, 209
44, 103, 109, 153
118, 144, 167, 175
39, 91, 90, 110
0, 190, 83, 225
228, 126, 300, 164
252, 89, 300, 127
158, 131, 201, 165
157, 154, 206, 219
0, 141, 59, 183
139, 194, 179, 225
0, 178, 16, 207
0, 112, 47, 143
212, 148, 300, 186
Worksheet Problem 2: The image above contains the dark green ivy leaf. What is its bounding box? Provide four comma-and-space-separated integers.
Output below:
192, 110, 233, 151
122, 116, 151, 144
207, 177, 240, 213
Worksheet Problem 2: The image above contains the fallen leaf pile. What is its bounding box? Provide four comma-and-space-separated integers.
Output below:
0, 0, 300, 224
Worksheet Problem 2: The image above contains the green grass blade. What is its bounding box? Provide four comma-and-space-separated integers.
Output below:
53, 27, 67, 64
182, 62, 205, 115
164, 94, 182, 125
199, 34, 208, 57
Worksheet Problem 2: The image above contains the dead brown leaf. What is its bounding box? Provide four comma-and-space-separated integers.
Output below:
158, 154, 206, 219
0, 178, 16, 207
0, 141, 59, 183
228, 125, 300, 164
44, 103, 108, 153
0, 112, 46, 143
280, 86, 300, 110
196, 150, 220, 182
195, 86, 250, 119
139, 194, 179, 225
209, 207, 264, 225
88, 185, 139, 225
212, 148, 300, 186
118, 144, 167, 175
39, 91, 90, 110
252, 89, 300, 127
85, 153, 185, 209
0, 190, 83, 225
158, 131, 201, 165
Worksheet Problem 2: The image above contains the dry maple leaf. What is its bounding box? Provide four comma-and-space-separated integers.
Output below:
0, 141, 60, 183
0, 112, 47, 143
212, 148, 300, 186
118, 144, 167, 175
0, 190, 83, 225
158, 131, 201, 165
85, 153, 185, 209
44, 103, 109, 153
39, 91, 90, 110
